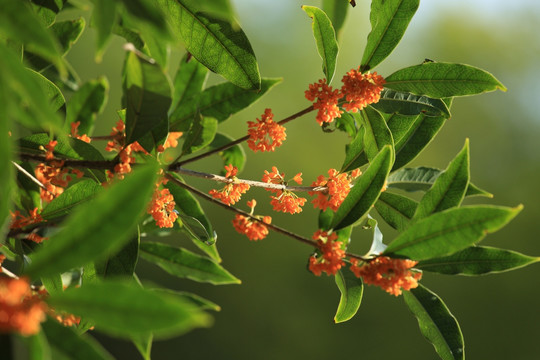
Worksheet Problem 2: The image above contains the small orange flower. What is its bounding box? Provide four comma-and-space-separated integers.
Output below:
209, 165, 250, 206
232, 212, 271, 242
0, 255, 5, 273
309, 169, 361, 212
247, 109, 287, 152
105, 120, 148, 179
308, 230, 346, 276
305, 79, 343, 126
349, 256, 422, 296
0, 277, 47, 336
147, 185, 178, 228
341, 69, 385, 113
157, 132, 183, 153
10, 208, 47, 243
262, 167, 306, 214
70, 121, 91, 143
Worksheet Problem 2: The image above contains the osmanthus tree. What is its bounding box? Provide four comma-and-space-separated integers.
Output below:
0, 0, 538, 359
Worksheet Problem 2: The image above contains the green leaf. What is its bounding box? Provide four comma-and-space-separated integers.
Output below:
403, 284, 464, 360
132, 333, 153, 360
151, 289, 221, 312
209, 133, 246, 175
41, 273, 63, 295
31, 0, 65, 27
331, 146, 392, 230
181, 115, 218, 156
51, 18, 86, 55
42, 319, 114, 360
25, 164, 158, 278
413, 140, 469, 220
322, 0, 349, 39
302, 6, 339, 83
41, 180, 102, 221
116, 0, 168, 36
94, 235, 140, 278
334, 269, 363, 323
27, 69, 66, 114
416, 246, 540, 276
385, 62, 506, 98
170, 78, 281, 130
372, 89, 450, 117
360, 106, 394, 162
387, 167, 492, 198
47, 279, 212, 338
123, 50, 172, 152
0, 85, 13, 236
140, 242, 240, 285
65, 77, 109, 135
375, 191, 417, 231
90, 0, 117, 61
171, 54, 209, 115
157, 0, 260, 90
25, 330, 51, 360
384, 205, 523, 260
341, 123, 367, 172
0, 0, 65, 76
360, 0, 419, 72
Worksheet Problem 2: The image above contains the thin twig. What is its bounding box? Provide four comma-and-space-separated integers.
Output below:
12, 161, 47, 190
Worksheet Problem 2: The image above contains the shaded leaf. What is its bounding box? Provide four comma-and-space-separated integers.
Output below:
116, 0, 168, 36
372, 89, 450, 117
385, 62, 506, 98
302, 6, 339, 83
331, 146, 392, 230
157, 0, 260, 90
0, 85, 13, 235
384, 205, 523, 260
41, 274, 63, 295
416, 246, 540, 275
90, 0, 117, 61
140, 242, 240, 285
41, 180, 102, 221
361, 0, 419, 72
403, 284, 464, 360
51, 18, 86, 55
25, 164, 158, 278
341, 124, 367, 172
25, 330, 51, 360
322, 0, 349, 39
47, 279, 212, 338
375, 191, 417, 231
171, 54, 209, 115
65, 77, 109, 135
27, 69, 66, 114
94, 235, 140, 278
334, 269, 363, 323
360, 106, 394, 162
30, 0, 65, 27
181, 115, 218, 156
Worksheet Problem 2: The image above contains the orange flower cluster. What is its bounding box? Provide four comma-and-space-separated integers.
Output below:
262, 167, 306, 214
70, 121, 91, 143
305, 79, 343, 126
341, 69, 385, 113
0, 255, 5, 273
35, 140, 83, 202
209, 164, 250, 205
105, 120, 149, 179
10, 208, 47, 243
305, 69, 385, 125
147, 177, 178, 228
247, 108, 287, 152
350, 256, 422, 296
310, 169, 361, 212
0, 277, 47, 336
308, 230, 346, 276
232, 200, 271, 241
157, 132, 183, 153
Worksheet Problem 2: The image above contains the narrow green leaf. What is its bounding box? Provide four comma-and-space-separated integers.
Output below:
171, 54, 209, 115
384, 205, 523, 260
170, 78, 281, 130
132, 333, 153, 360
388, 167, 492, 198
41, 274, 63, 295
65, 77, 109, 135
372, 89, 450, 117
95, 235, 140, 278
182, 115, 218, 156
322, 0, 349, 39
157, 0, 260, 90
413, 140, 469, 220
360, 0, 419, 72
51, 18, 86, 55
116, 0, 168, 36
331, 146, 392, 230
341, 123, 367, 172
41, 180, 102, 221
360, 106, 394, 162
0, 84, 13, 236
42, 319, 114, 360
27, 69, 66, 114
186, 0, 235, 23
25, 164, 158, 278
151, 289, 221, 312
385, 62, 506, 98
140, 242, 240, 285
31, 0, 65, 27
334, 269, 363, 323
375, 191, 417, 231
47, 280, 212, 338
209, 133, 246, 175
403, 284, 464, 360
123, 50, 172, 152
335, 112, 359, 138
90, 0, 117, 61
302, 6, 339, 83
25, 330, 51, 360
417, 246, 540, 275
0, 0, 65, 76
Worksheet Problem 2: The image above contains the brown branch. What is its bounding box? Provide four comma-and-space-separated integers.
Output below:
17, 153, 116, 171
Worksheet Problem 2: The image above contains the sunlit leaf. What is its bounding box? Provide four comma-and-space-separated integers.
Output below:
334, 269, 363, 323
322, 0, 349, 39
302, 6, 339, 83
384, 205, 523, 260
181, 115, 218, 156
417, 246, 540, 275
403, 284, 464, 360
360, 106, 394, 162
375, 191, 417, 231
372, 89, 450, 117
171, 54, 209, 115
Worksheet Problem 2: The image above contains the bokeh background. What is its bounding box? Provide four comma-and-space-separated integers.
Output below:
61, 0, 540, 359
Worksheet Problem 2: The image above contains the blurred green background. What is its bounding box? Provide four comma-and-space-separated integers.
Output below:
62, 0, 540, 359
